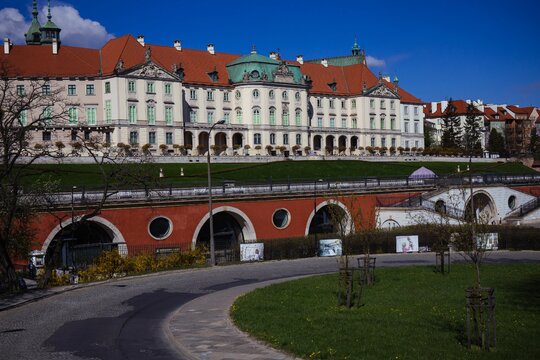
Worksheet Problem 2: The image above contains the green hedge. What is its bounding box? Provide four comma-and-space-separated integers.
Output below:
257, 225, 540, 261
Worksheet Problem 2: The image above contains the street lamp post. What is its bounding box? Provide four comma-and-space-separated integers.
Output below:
208, 119, 226, 266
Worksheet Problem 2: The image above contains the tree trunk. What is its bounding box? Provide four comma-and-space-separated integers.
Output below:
0, 242, 20, 292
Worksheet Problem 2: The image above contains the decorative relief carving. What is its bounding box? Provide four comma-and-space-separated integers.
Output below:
367, 84, 399, 98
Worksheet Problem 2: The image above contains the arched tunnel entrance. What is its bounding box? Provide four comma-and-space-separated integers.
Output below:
308, 203, 352, 236
196, 212, 244, 250
45, 220, 116, 269
465, 192, 497, 224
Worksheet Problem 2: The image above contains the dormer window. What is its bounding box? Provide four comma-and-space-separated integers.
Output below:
251, 70, 260, 79
207, 68, 219, 82
328, 81, 337, 92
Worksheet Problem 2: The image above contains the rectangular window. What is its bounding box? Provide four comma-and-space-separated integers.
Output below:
42, 131, 51, 142
254, 133, 261, 145
370, 99, 375, 109
42, 84, 51, 95
19, 110, 27, 125
86, 84, 95, 95
317, 117, 323, 128
370, 137, 375, 147
282, 111, 289, 126
269, 110, 276, 125
128, 81, 136, 93
352, 99, 356, 109
329, 99, 334, 109
253, 110, 261, 125
129, 104, 137, 124
129, 131, 138, 145
105, 100, 112, 124
370, 117, 375, 129
166, 132, 173, 145
390, 101, 395, 110
43, 106, 52, 125
69, 107, 78, 124
283, 134, 289, 145
404, 106, 409, 115
71, 131, 77, 141
86, 107, 97, 125
165, 107, 173, 125
317, 98, 322, 108
105, 132, 110, 143
147, 106, 155, 125
295, 112, 301, 126
352, 118, 357, 129
207, 111, 214, 124
207, 90, 214, 101
148, 132, 156, 145
329, 117, 335, 128
341, 100, 346, 109
415, 140, 419, 148
341, 118, 347, 128
380, 118, 385, 130
270, 133, 276, 145
223, 91, 230, 102
190, 89, 197, 100
381, 138, 386, 147
68, 84, 76, 96
380, 100, 386, 109
390, 118, 396, 130
414, 107, 419, 116
414, 122, 419, 133
223, 112, 230, 124
236, 110, 242, 124
296, 134, 301, 145
146, 82, 155, 94
105, 82, 111, 94
164, 83, 172, 95
404, 121, 409, 133
16, 85, 25, 96
391, 138, 396, 148
405, 140, 410, 148
190, 110, 197, 123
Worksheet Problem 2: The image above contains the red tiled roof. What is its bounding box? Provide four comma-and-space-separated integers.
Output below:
1, 34, 423, 102
424, 100, 484, 118
507, 105, 535, 116
0, 44, 100, 77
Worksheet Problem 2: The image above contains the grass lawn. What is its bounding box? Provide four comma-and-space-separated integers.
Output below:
231, 263, 540, 360
18, 160, 533, 190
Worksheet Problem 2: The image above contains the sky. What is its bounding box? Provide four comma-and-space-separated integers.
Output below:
1, 0, 539, 106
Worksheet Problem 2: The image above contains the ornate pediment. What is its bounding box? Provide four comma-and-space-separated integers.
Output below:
365, 83, 399, 99
126, 62, 179, 80
273, 61, 295, 84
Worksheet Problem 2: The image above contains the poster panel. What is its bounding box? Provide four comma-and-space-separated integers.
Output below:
396, 235, 419, 253
319, 239, 343, 257
240, 243, 264, 261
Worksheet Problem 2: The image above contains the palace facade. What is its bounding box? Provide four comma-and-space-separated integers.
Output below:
1, 2, 425, 157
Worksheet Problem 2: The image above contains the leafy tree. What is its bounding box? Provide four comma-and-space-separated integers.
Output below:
440, 99, 462, 149
424, 121, 435, 148
487, 128, 505, 156
529, 127, 538, 154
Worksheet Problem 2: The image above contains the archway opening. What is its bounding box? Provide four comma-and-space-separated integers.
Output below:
232, 133, 243, 148
351, 136, 358, 151
214, 132, 227, 155
198, 132, 209, 154
465, 192, 496, 223
325, 136, 335, 155
45, 221, 115, 269
196, 212, 245, 261
308, 204, 349, 236
338, 136, 347, 153
313, 135, 322, 151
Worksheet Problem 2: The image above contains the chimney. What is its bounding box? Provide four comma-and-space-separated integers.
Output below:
269, 52, 276, 59
296, 55, 304, 64
207, 43, 215, 55
321, 59, 328, 67
52, 38, 58, 55
383, 75, 390, 82
173, 39, 181, 51
3, 38, 11, 55
137, 35, 145, 46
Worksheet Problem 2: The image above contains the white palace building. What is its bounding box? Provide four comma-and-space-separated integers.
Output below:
1, 2, 425, 157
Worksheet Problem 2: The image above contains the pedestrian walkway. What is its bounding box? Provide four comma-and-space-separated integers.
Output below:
166, 277, 304, 360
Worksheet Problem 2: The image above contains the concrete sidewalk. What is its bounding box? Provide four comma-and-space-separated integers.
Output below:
166, 277, 304, 360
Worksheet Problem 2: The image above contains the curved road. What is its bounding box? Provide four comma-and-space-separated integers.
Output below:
1, 251, 539, 360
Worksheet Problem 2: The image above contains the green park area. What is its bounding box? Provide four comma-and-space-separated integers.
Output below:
19, 160, 533, 190
231, 263, 540, 360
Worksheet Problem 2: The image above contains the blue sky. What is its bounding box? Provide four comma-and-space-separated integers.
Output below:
1, 0, 539, 106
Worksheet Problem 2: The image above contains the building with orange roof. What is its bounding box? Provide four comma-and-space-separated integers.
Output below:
1, 2, 427, 157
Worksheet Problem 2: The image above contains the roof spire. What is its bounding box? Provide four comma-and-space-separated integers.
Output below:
352, 35, 360, 56
40, 1, 62, 45
25, 0, 42, 45
251, 44, 257, 54
32, 0, 38, 18
47, 0, 52, 21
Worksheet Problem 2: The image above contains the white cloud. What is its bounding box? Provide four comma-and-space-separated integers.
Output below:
366, 55, 386, 68
0, 8, 28, 44
39, 5, 114, 48
0, 5, 114, 48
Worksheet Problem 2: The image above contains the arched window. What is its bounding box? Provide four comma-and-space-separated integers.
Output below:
254, 133, 261, 145
282, 91, 288, 100
269, 90, 275, 99
253, 89, 259, 99
295, 92, 301, 101
236, 109, 243, 124
295, 109, 301, 126
269, 108, 276, 125
296, 133, 301, 145
253, 108, 261, 125
282, 110, 289, 126
270, 133, 276, 145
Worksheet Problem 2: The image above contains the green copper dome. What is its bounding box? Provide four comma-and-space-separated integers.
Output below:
226, 51, 304, 85
25, 0, 42, 45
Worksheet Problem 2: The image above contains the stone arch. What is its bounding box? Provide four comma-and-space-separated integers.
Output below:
198, 132, 209, 154
191, 206, 257, 249
464, 190, 498, 224
313, 135, 322, 151
232, 133, 243, 148
325, 135, 335, 155
305, 200, 354, 236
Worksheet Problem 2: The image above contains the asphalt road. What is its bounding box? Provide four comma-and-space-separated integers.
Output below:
1, 251, 539, 360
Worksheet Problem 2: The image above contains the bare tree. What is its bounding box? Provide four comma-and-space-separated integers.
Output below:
0, 61, 68, 291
